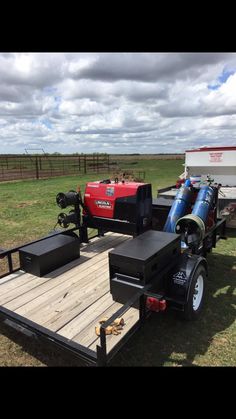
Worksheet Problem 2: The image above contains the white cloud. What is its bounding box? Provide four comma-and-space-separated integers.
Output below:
1, 52, 236, 154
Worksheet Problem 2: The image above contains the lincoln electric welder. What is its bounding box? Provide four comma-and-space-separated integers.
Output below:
56, 179, 152, 237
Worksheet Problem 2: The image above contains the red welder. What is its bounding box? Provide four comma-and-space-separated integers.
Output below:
56, 178, 153, 237
83, 179, 152, 235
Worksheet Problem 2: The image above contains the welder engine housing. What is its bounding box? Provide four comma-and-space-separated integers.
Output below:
83, 180, 152, 235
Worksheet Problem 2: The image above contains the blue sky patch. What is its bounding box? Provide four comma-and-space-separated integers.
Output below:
54, 95, 61, 111
42, 119, 52, 129
43, 86, 57, 95
218, 69, 234, 83
208, 68, 235, 90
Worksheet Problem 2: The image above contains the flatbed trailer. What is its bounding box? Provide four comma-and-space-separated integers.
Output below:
0, 217, 226, 366
0, 231, 143, 366
0, 178, 228, 366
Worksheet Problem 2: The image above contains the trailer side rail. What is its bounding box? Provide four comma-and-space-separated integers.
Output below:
158, 185, 176, 193
0, 305, 98, 365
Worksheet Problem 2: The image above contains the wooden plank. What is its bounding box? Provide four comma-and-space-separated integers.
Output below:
0, 270, 25, 286
46, 286, 110, 332
1, 250, 108, 307
0, 271, 38, 295
57, 292, 114, 339
79, 231, 116, 250
34, 277, 109, 330
0, 234, 129, 307
80, 231, 124, 250
72, 300, 124, 348
89, 307, 139, 353
26, 259, 112, 330
79, 233, 129, 259
6, 257, 108, 312
12, 257, 109, 315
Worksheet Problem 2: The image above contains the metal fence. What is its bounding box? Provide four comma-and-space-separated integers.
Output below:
0, 154, 112, 182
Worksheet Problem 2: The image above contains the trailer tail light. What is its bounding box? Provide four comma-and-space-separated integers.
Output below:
159, 300, 167, 311
146, 297, 167, 312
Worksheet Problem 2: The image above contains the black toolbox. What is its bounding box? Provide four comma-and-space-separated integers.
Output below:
109, 230, 181, 305
152, 197, 173, 231
19, 233, 80, 277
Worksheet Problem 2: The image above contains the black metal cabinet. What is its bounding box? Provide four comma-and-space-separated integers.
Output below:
19, 234, 80, 277
109, 230, 181, 305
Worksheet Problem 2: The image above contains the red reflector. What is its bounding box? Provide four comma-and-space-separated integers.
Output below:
146, 297, 160, 312
159, 300, 167, 311
146, 297, 167, 312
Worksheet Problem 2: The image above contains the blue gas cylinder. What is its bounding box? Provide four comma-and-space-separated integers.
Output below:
184, 179, 191, 187
163, 186, 192, 233
191, 185, 214, 223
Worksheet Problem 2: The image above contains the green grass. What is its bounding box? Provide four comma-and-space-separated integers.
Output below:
0, 159, 184, 248
0, 174, 101, 248
0, 157, 235, 366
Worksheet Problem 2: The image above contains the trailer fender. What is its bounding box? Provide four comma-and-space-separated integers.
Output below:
166, 253, 208, 306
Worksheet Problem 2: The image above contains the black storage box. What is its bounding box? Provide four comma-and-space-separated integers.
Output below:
152, 198, 173, 231
109, 230, 181, 305
19, 233, 80, 277
109, 230, 181, 285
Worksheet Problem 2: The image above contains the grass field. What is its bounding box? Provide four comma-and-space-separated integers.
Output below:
0, 157, 235, 366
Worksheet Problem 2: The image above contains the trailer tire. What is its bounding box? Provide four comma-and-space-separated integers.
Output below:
182, 264, 206, 321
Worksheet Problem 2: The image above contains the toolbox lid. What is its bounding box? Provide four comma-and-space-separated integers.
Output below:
109, 230, 180, 262
152, 197, 174, 208
19, 234, 78, 257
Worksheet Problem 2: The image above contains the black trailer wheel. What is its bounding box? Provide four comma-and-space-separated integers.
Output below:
182, 264, 206, 321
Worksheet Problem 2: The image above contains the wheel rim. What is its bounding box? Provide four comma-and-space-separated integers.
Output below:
192, 274, 204, 311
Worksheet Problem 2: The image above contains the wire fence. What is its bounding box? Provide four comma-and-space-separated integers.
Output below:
0, 154, 113, 182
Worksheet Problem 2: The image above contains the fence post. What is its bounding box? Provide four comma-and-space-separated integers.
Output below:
84, 155, 87, 174
35, 156, 39, 179
20, 160, 22, 179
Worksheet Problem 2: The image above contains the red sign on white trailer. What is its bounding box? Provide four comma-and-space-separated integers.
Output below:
185, 146, 236, 186
209, 152, 223, 162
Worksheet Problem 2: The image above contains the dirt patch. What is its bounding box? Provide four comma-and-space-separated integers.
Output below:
4, 220, 19, 227
15, 200, 39, 208
111, 170, 145, 182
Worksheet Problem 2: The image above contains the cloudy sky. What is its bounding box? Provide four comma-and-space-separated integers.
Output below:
1, 52, 236, 154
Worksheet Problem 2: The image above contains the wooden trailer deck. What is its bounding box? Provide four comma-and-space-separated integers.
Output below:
0, 232, 139, 362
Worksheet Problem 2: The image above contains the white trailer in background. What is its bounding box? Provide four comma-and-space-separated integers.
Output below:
158, 146, 236, 228
185, 146, 236, 187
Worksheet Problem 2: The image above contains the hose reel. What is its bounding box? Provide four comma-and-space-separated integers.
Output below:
56, 190, 82, 229
56, 190, 81, 209
175, 213, 206, 247
57, 211, 80, 229
175, 185, 216, 248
